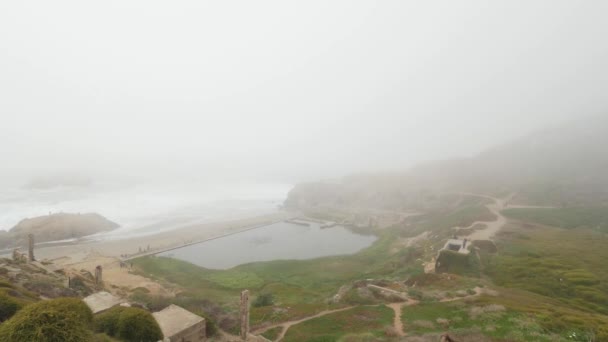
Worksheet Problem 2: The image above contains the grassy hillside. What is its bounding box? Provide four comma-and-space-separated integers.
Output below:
502, 206, 608, 232
283, 305, 394, 341
285, 116, 608, 211
485, 222, 608, 314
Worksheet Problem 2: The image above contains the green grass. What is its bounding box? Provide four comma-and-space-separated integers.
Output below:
260, 326, 282, 341
404, 205, 496, 237
502, 206, 608, 232
485, 223, 608, 315
401, 301, 559, 341
474, 289, 608, 341
478, 220, 608, 339
283, 305, 393, 342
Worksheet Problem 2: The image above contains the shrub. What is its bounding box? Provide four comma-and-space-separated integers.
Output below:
96, 306, 162, 342
117, 307, 163, 342
194, 310, 218, 337
45, 297, 94, 324
0, 298, 93, 342
95, 306, 125, 337
0, 294, 22, 322
253, 292, 274, 307
407, 289, 423, 300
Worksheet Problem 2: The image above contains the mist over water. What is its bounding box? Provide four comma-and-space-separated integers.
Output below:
0, 181, 292, 236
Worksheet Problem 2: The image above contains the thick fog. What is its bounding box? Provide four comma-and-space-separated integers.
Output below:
1, 1, 607, 187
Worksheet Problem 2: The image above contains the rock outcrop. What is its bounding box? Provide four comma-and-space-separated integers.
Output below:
0, 213, 119, 249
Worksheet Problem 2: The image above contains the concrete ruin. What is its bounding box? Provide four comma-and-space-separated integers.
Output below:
240, 290, 250, 340
12, 248, 26, 263
153, 304, 206, 342
83, 291, 123, 314
441, 238, 470, 254
28, 234, 35, 262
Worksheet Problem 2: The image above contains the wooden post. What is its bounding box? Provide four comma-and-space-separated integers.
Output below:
28, 234, 35, 262
240, 290, 250, 340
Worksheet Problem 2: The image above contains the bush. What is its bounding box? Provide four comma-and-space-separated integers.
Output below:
95, 306, 125, 337
95, 306, 162, 342
117, 307, 163, 342
253, 292, 274, 307
194, 310, 218, 337
0, 297, 93, 342
0, 294, 22, 322
45, 297, 94, 324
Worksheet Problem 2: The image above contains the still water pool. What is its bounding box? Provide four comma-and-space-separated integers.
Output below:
159, 221, 377, 269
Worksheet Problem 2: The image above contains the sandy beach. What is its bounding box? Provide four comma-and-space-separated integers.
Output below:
24, 211, 294, 295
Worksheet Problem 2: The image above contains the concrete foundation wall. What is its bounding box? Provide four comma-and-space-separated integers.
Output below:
167, 321, 206, 342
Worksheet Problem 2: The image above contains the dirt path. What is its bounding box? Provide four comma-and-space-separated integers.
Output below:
387, 303, 405, 336
458, 193, 512, 241
252, 306, 356, 341
252, 286, 483, 341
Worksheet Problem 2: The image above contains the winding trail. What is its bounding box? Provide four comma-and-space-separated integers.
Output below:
253, 290, 481, 342
387, 303, 406, 336
458, 193, 510, 241
252, 306, 356, 341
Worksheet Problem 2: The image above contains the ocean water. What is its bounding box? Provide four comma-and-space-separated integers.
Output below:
159, 221, 378, 269
0, 181, 292, 240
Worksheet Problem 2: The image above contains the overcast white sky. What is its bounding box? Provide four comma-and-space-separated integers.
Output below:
1, 1, 607, 185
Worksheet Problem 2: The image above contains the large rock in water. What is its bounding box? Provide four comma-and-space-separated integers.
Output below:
1, 213, 119, 249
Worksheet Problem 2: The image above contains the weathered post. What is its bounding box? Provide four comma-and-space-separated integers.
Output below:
28, 234, 35, 262
240, 290, 250, 340
95, 265, 103, 285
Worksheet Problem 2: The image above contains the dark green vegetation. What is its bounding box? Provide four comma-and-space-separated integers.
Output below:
0, 266, 160, 342
283, 305, 394, 342
261, 326, 283, 340
253, 292, 275, 307
435, 250, 479, 277
0, 294, 21, 322
502, 206, 608, 232
94, 306, 163, 342
0, 298, 94, 342
0, 278, 40, 322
